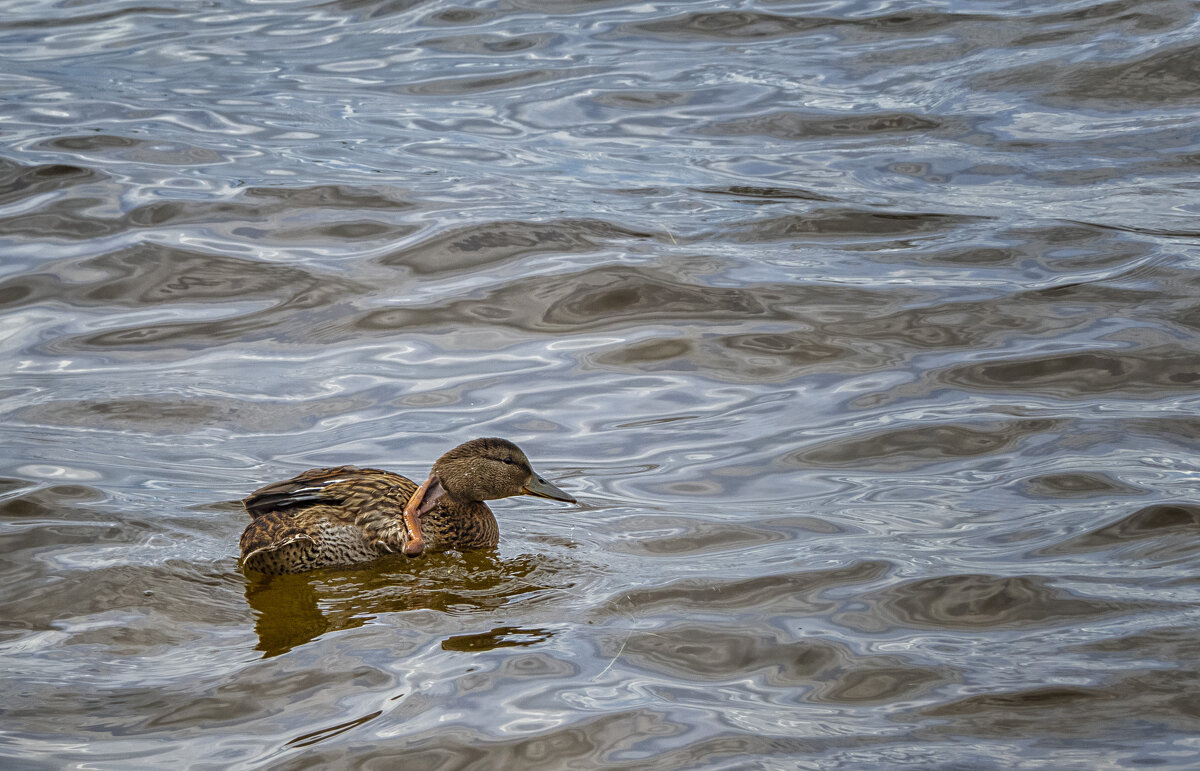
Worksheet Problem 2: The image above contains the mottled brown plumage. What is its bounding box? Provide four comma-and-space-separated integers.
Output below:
239, 438, 575, 574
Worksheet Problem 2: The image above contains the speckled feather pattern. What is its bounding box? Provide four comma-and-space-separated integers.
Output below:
239, 465, 499, 575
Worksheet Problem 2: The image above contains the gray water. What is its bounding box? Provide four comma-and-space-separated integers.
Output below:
3, 0, 1200, 768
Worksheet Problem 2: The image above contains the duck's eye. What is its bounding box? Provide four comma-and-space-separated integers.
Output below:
502, 457, 514, 465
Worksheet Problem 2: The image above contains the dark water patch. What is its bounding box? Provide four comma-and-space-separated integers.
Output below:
789, 420, 1056, 472
540, 270, 774, 327
1042, 504, 1200, 556
598, 337, 694, 365
0, 242, 363, 310
0, 486, 141, 579
872, 221, 1154, 271
616, 11, 830, 42
937, 349, 1200, 399
378, 218, 651, 275
0, 487, 135, 603
833, 574, 1151, 633
0, 476, 34, 499
242, 184, 418, 211
592, 90, 694, 110
123, 199, 401, 232
609, 513, 790, 557
1070, 218, 1200, 240
618, 623, 951, 702
921, 685, 1114, 733
352, 265, 866, 337
600, 561, 891, 616
1070, 626, 1200, 662
37, 134, 141, 152
852, 2, 1195, 72
822, 298, 1077, 352
1018, 472, 1145, 499
421, 33, 560, 55
9, 658, 392, 743
1170, 305, 1200, 333
921, 668, 1200, 738
722, 208, 982, 243
273, 220, 409, 241
0, 483, 106, 519
289, 708, 689, 770
0, 196, 125, 240
0, 5, 182, 30
979, 41, 1200, 110
0, 159, 102, 206
14, 395, 375, 435
1125, 417, 1200, 447
318, 0, 429, 20
1, 561, 246, 639
421, 6, 494, 26
1039, 0, 1194, 36
591, 330, 859, 383
617, 8, 998, 45
34, 134, 228, 166
696, 185, 838, 203
403, 68, 586, 96
698, 111, 949, 141
441, 625, 554, 651
591, 276, 1145, 381
0, 180, 416, 242
714, 332, 847, 366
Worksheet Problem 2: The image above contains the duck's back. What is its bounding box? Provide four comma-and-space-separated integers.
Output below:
240, 466, 419, 574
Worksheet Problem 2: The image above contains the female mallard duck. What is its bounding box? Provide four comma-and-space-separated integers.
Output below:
239, 437, 575, 575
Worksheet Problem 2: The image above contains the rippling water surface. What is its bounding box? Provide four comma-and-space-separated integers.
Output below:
3, 0, 1200, 767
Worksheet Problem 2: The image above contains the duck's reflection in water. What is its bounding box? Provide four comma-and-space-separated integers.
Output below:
242, 551, 565, 657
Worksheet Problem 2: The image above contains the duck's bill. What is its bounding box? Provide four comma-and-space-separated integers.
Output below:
522, 473, 576, 503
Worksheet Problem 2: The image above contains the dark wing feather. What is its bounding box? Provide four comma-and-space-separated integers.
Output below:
242, 466, 412, 520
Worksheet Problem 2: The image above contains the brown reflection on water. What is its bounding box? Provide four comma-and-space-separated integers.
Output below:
243, 552, 568, 657
441, 625, 553, 651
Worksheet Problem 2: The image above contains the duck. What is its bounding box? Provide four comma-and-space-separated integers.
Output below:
239, 437, 576, 575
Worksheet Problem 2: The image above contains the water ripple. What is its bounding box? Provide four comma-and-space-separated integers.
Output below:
2, 0, 1200, 767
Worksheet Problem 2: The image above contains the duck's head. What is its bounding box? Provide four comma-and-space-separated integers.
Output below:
401, 437, 575, 556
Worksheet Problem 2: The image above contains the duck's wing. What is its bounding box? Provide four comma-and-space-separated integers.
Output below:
242, 466, 417, 523
239, 509, 317, 570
